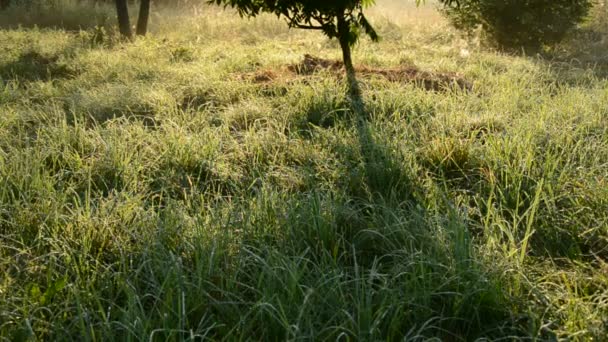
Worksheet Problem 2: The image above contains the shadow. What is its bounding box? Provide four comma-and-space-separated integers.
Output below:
0, 51, 76, 82
345, 71, 417, 203
323, 74, 524, 340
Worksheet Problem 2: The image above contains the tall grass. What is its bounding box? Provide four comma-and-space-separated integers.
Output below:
0, 0, 607, 340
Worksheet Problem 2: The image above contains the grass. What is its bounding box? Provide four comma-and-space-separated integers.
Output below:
1, 0, 607, 340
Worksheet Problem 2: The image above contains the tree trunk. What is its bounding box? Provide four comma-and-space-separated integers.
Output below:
0, 0, 10, 10
115, 0, 132, 39
136, 0, 151, 36
337, 15, 361, 102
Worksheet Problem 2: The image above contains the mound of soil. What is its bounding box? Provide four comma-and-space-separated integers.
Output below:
361, 66, 472, 92
287, 54, 344, 75
238, 70, 278, 84
287, 54, 472, 91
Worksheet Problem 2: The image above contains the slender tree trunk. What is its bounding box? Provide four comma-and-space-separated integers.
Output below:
115, 0, 132, 39
337, 14, 361, 102
0, 0, 10, 10
136, 0, 151, 36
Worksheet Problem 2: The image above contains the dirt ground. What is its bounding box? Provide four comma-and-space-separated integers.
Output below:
240, 54, 472, 92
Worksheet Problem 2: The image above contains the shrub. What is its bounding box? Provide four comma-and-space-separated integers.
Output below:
441, 0, 593, 52
0, 0, 114, 30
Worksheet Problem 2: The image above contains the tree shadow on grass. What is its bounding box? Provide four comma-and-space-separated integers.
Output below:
0, 51, 76, 82
345, 73, 417, 204
329, 75, 528, 340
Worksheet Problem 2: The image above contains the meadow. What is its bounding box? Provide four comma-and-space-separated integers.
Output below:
0, 0, 607, 340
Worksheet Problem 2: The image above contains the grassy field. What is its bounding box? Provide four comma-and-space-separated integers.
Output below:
1, 0, 607, 340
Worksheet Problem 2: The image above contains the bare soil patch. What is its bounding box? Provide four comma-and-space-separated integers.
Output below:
238, 54, 472, 92
359, 65, 472, 91
238, 69, 279, 84
287, 54, 344, 75
290, 54, 472, 91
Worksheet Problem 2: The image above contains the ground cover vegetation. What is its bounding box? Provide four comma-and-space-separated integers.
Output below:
0, 0, 607, 340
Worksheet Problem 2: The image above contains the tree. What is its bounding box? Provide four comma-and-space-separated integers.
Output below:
440, 0, 591, 51
0, 0, 10, 10
115, 0, 133, 38
115, 0, 151, 38
136, 0, 151, 36
210, 0, 458, 98
211, 0, 379, 98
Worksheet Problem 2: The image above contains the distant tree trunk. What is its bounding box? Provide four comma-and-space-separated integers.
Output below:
115, 0, 132, 39
0, 0, 10, 10
136, 0, 151, 36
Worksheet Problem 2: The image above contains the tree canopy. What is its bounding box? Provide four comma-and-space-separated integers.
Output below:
210, 0, 380, 47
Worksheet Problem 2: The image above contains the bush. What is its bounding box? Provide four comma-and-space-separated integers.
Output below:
441, 0, 593, 52
0, 0, 114, 30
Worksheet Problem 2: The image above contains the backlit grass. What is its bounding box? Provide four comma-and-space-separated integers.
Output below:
1, 1, 607, 340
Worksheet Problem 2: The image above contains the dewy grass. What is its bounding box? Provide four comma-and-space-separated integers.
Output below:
1, 0, 607, 340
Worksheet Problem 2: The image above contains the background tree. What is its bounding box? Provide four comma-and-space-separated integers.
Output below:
136, 0, 151, 36
440, 0, 591, 52
115, 0, 132, 38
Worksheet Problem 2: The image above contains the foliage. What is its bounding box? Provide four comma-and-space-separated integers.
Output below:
210, 0, 380, 48
440, 0, 593, 51
0, 0, 114, 30
209, 0, 458, 48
